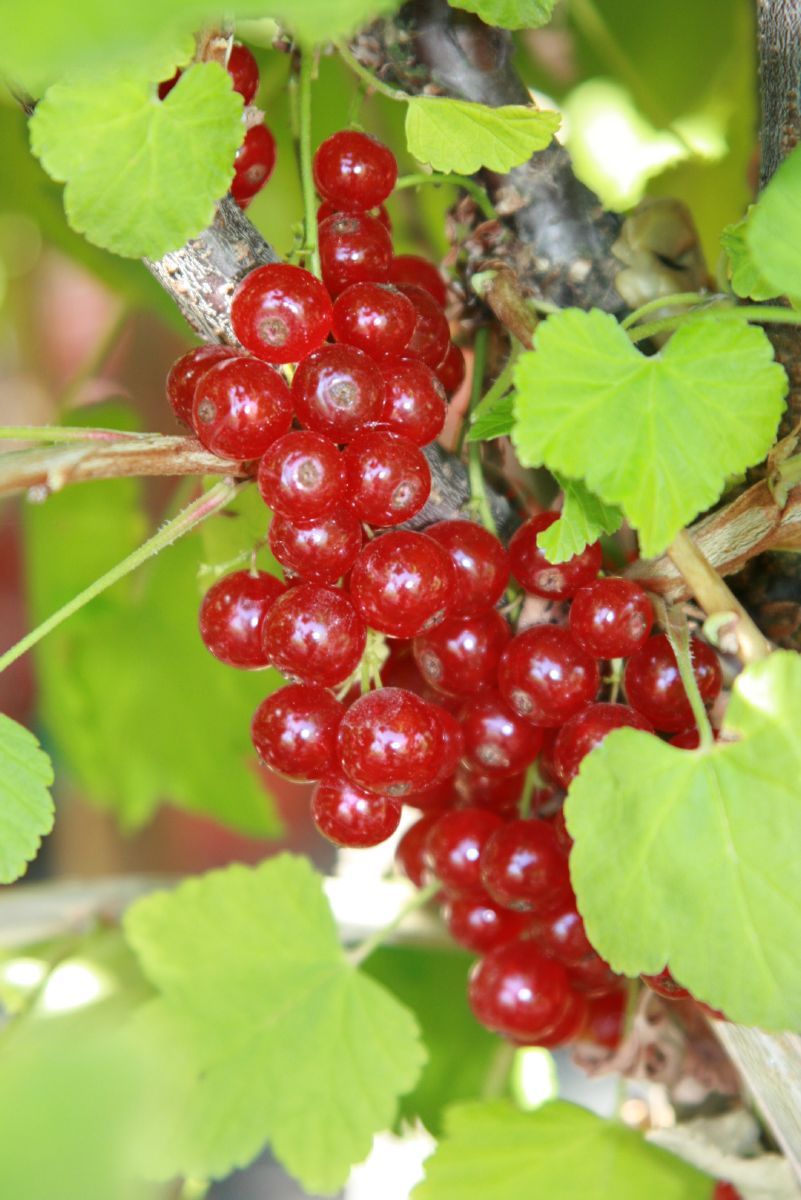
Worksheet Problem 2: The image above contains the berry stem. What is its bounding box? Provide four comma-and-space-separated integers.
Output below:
661, 604, 715, 750
394, 172, 498, 221
347, 880, 441, 967
466, 328, 498, 535
334, 40, 408, 102
620, 291, 713, 330
298, 49, 321, 279
0, 478, 241, 676
518, 762, 544, 819
480, 1039, 516, 1100
462, 351, 519, 451
0, 425, 147, 444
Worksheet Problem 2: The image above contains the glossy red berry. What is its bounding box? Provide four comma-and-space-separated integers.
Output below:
552, 702, 655, 788
532, 989, 589, 1048
443, 895, 533, 955
318, 198, 391, 231
457, 770, 527, 818
199, 569, 285, 669
312, 769, 401, 847
623, 634, 722, 732
569, 577, 654, 659
251, 683, 343, 781
568, 952, 620, 997
404, 776, 457, 814
461, 690, 544, 777
349, 530, 455, 639
413, 610, 510, 696
425, 520, 510, 617
396, 813, 441, 886
257, 431, 345, 521
432, 706, 465, 783
292, 345, 384, 442
669, 726, 720, 749
337, 687, 443, 796
313, 130, 398, 212
231, 263, 333, 364
375, 357, 447, 446
319, 212, 392, 296
713, 1184, 742, 1200
343, 431, 431, 527
498, 626, 600, 727
580, 988, 626, 1049
193, 356, 293, 459
509, 513, 602, 599
226, 42, 260, 103
262, 584, 366, 687
269, 508, 363, 585
332, 282, 415, 358
481, 818, 571, 911
424, 808, 504, 897
231, 123, 277, 205
166, 345, 235, 428
468, 940, 572, 1042
435, 342, 466, 395
641, 967, 691, 1000
529, 896, 595, 966
389, 254, 448, 307
395, 283, 450, 367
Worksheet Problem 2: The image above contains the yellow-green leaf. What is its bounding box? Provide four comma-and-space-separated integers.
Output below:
406, 97, 560, 175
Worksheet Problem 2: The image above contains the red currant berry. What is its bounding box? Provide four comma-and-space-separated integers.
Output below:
193, 356, 292, 459
395, 283, 450, 368
509, 513, 602, 600
313, 130, 398, 212
251, 683, 343, 781
343, 430, 431, 527
426, 520, 510, 616
580, 988, 626, 1049
396, 813, 441, 886
432, 706, 465, 783
405, 776, 457, 814
269, 508, 363, 585
569, 577, 654, 659
435, 342, 466, 395
312, 769, 401, 847
292, 345, 384, 442
199, 569, 285, 669
226, 42, 260, 103
231, 122, 276, 205
713, 1184, 742, 1200
550, 807, 573, 854
157, 70, 180, 100
623, 634, 722, 732
413, 610, 510, 697
166, 344, 235, 428
262, 584, 366, 687
531, 989, 589, 1048
498, 626, 600, 727
641, 967, 691, 1000
481, 818, 571, 911
337, 687, 443, 796
375, 357, 447, 446
257, 431, 345, 521
389, 254, 448, 307
468, 940, 572, 1041
552, 702, 655, 788
457, 770, 526, 818
424, 808, 504, 897
669, 726, 720, 749
461, 690, 544, 777
319, 212, 392, 297
332, 282, 415, 358
349, 530, 455, 639
568, 952, 620, 997
443, 894, 533, 955
318, 198, 392, 231
231, 263, 333, 364
529, 896, 594, 966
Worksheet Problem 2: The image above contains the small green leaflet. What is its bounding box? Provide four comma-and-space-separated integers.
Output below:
512, 309, 786, 557
747, 143, 801, 305
467, 390, 515, 442
0, 715, 55, 884
720, 212, 777, 302
125, 856, 425, 1194
567, 651, 801, 1031
412, 1100, 710, 1200
446, 0, 556, 30
265, 0, 402, 46
406, 98, 560, 175
537, 475, 623, 563
30, 64, 244, 260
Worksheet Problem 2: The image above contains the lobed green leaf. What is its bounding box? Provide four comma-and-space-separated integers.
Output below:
537, 475, 623, 563
446, 0, 556, 29
466, 390, 516, 442
720, 212, 777, 302
747, 143, 801, 305
0, 714, 55, 884
406, 97, 560, 175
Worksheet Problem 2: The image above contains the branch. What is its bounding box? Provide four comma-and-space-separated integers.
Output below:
757, 0, 801, 189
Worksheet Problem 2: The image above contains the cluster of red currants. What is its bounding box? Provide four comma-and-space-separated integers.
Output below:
159, 41, 277, 208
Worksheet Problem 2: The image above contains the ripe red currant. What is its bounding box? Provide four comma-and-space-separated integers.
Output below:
509, 513, 602, 600
460, 690, 544, 776
425, 520, 510, 616
375, 357, 447, 446
395, 283, 450, 367
257, 431, 345, 521
318, 198, 392, 232
529, 895, 595, 965
349, 530, 455, 638
468, 940, 572, 1042
389, 254, 448, 307
580, 988, 626, 1049
337, 687, 443, 796
424, 807, 504, 897
262, 584, 366, 687
231, 123, 277, 205
568, 952, 620, 997
226, 42, 260, 103
313, 130, 398, 212
319, 212, 392, 296
641, 967, 691, 1000
413, 610, 510, 696
193, 356, 293, 459
343, 430, 431, 527
396, 813, 441, 886
332, 282, 415, 358
231, 263, 333, 364
268, 508, 363, 585
532, 989, 589, 1048
442, 895, 534, 955
498, 626, 601, 726
432, 705, 465, 783
457, 770, 527, 819
623, 634, 722, 732
292, 345, 384, 442
312, 769, 402, 847
435, 342, 466, 395
569, 577, 654, 659
552, 702, 655, 787
251, 683, 343, 781
166, 344, 235, 428
481, 818, 571, 911
199, 569, 285, 669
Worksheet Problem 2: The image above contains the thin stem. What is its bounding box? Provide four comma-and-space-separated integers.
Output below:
298, 50, 321, 278
620, 291, 712, 330
464, 352, 519, 449
0, 425, 144, 444
465, 328, 497, 534
0, 479, 240, 676
481, 1040, 516, 1101
334, 40, 408, 102
395, 172, 498, 221
661, 604, 715, 750
347, 881, 441, 967
518, 762, 544, 819
628, 302, 801, 345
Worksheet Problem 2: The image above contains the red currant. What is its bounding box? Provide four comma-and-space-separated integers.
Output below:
313, 131, 398, 212
318, 198, 392, 232
231, 123, 277, 205
569, 577, 654, 659
231, 263, 333, 364
319, 212, 392, 296
623, 634, 722, 732
424, 807, 504, 897
166, 345, 235, 428
669, 726, 720, 749
251, 683, 343, 781
192, 356, 292, 459
435, 342, 466, 396
226, 42, 260, 103
349, 530, 455, 639
529, 895, 594, 965
552, 702, 654, 788
509, 513, 602, 599
396, 812, 441, 886
332, 282, 415, 358
262, 584, 366, 687
389, 254, 448, 307
404, 776, 457, 814
425, 520, 510, 616
432, 706, 465, 783
413, 610, 510, 697
531, 989, 588, 1048
257, 431, 345, 521
481, 818, 571, 911
395, 283, 450, 367
568, 952, 620, 997
468, 940, 572, 1042
498, 626, 600, 726
312, 769, 402, 847
461, 690, 544, 776
641, 967, 691, 1000
292, 345, 384, 442
443, 895, 533, 955
580, 988, 626, 1049
199, 569, 285, 669
713, 1184, 742, 1200
457, 770, 527, 818
337, 687, 443, 796
375, 357, 447, 446
343, 430, 431, 527
269, 508, 363, 585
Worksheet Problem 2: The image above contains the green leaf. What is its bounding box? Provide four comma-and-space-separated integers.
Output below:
747, 144, 801, 304
406, 98, 560, 175
720, 212, 777, 302
537, 476, 623, 563
125, 856, 425, 1193
412, 1100, 710, 1199
0, 714, 55, 884
30, 63, 244, 260
466, 390, 515, 442
512, 309, 786, 557
567, 650, 801, 1031
446, 0, 556, 29
265, 0, 402, 46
